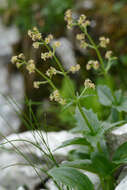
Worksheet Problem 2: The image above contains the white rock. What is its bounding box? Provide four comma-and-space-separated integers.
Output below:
46, 180, 58, 190
17, 187, 25, 190
76, 0, 94, 10
0, 151, 46, 190
107, 123, 127, 153
115, 175, 127, 190
0, 0, 7, 8
0, 131, 78, 189
52, 38, 77, 70
1, 130, 77, 157
0, 19, 20, 56
83, 171, 101, 190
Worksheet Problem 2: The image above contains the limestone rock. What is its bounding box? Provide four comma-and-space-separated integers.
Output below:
107, 123, 127, 154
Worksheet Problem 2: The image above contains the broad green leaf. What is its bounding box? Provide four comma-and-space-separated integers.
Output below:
61, 160, 96, 173
116, 97, 127, 112
112, 142, 127, 164
69, 148, 90, 160
60, 77, 75, 99
48, 166, 94, 190
91, 153, 115, 177
56, 137, 91, 150
97, 85, 114, 106
72, 107, 100, 134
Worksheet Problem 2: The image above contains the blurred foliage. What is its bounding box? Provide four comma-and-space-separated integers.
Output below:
0, 0, 73, 33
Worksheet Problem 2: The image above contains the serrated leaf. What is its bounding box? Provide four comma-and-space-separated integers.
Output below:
97, 85, 114, 106
48, 166, 94, 190
112, 142, 127, 164
72, 107, 100, 134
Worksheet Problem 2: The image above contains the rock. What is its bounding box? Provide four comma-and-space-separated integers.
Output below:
17, 187, 26, 190
0, 95, 21, 139
117, 166, 127, 184
83, 171, 101, 190
106, 123, 127, 154
1, 130, 77, 157
52, 38, 77, 70
115, 175, 127, 190
0, 151, 47, 190
0, 131, 78, 189
45, 180, 57, 190
76, 0, 94, 10
0, 186, 7, 190
0, 19, 23, 138
0, 19, 20, 56
0, 0, 7, 8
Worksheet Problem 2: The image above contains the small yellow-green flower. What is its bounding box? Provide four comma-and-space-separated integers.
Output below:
46, 67, 57, 78
26, 60, 35, 74
105, 50, 112, 59
69, 64, 80, 74
99, 37, 110, 48
33, 42, 40, 49
84, 79, 95, 89
33, 81, 40, 89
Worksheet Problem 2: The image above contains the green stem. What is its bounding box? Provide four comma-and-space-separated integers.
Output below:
79, 87, 87, 99
42, 40, 66, 74
35, 68, 56, 90
77, 102, 95, 134
81, 27, 106, 75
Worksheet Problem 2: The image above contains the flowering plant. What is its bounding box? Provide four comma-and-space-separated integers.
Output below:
10, 10, 127, 190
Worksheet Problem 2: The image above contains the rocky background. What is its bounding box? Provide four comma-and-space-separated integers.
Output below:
0, 0, 127, 189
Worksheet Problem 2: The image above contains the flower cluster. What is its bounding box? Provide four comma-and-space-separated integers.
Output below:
11, 53, 25, 68
78, 14, 90, 28
76, 33, 88, 49
84, 79, 95, 89
41, 51, 53, 61
105, 50, 112, 60
86, 60, 99, 70
33, 42, 40, 49
53, 41, 61, 48
46, 67, 57, 78
64, 9, 73, 29
28, 27, 42, 42
50, 90, 66, 105
69, 64, 80, 74
45, 34, 54, 44
99, 37, 110, 48
26, 59, 36, 74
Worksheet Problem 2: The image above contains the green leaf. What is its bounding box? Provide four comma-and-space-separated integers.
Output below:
116, 96, 127, 112
91, 153, 115, 177
69, 148, 90, 160
112, 142, 127, 164
97, 85, 114, 106
56, 137, 91, 150
72, 107, 100, 133
61, 160, 96, 173
48, 166, 95, 190
114, 90, 122, 104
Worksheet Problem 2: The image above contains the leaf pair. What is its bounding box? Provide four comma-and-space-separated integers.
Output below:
97, 85, 127, 112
